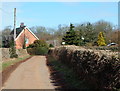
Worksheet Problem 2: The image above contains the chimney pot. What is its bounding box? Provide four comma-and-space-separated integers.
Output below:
20, 22, 24, 27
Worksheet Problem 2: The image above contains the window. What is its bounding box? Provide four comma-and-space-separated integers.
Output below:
25, 38, 29, 44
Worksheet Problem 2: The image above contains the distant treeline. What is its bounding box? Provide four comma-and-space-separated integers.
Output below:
1, 20, 119, 47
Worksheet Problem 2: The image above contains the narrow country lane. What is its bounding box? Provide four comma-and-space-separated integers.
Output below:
2, 56, 55, 89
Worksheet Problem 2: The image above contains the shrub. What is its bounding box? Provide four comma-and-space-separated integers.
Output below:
27, 40, 49, 55
85, 42, 93, 46
97, 32, 106, 46
9, 46, 18, 58
49, 44, 54, 47
34, 47, 48, 55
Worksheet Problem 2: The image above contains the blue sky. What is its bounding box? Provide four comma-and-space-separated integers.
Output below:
1, 2, 118, 29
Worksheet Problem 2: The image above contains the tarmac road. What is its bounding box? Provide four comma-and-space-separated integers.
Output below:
2, 56, 55, 89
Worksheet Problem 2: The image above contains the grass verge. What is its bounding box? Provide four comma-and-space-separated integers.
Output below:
2, 55, 31, 71
1, 55, 32, 87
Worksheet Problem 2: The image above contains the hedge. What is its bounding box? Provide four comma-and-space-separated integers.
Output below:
48, 47, 120, 90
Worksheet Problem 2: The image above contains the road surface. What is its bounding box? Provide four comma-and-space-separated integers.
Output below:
2, 56, 55, 89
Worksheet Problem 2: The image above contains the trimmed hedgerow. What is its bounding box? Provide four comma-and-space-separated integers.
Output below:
27, 40, 49, 55
48, 47, 120, 90
96, 47, 118, 52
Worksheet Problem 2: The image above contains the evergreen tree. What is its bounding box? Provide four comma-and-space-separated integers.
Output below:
76, 29, 84, 46
62, 23, 77, 45
97, 32, 106, 46
84, 23, 96, 43
9, 42, 18, 58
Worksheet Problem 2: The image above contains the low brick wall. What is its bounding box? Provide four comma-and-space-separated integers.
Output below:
16, 49, 28, 57
1, 48, 28, 61
2, 48, 10, 61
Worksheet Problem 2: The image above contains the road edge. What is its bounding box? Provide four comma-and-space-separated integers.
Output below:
0, 56, 32, 89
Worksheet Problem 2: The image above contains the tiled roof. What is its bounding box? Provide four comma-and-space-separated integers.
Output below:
10, 26, 26, 37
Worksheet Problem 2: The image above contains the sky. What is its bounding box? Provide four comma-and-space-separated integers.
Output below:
1, 2, 118, 30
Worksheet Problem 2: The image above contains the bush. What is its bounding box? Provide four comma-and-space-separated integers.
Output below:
0, 44, 1, 48
9, 46, 18, 58
85, 42, 93, 46
27, 40, 49, 55
97, 32, 106, 46
33, 47, 48, 55
49, 44, 54, 47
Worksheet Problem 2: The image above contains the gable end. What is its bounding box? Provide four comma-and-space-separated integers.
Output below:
15, 27, 39, 41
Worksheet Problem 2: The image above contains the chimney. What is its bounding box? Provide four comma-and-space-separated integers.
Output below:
20, 22, 25, 28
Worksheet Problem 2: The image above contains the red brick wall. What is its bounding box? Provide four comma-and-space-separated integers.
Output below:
15, 28, 38, 49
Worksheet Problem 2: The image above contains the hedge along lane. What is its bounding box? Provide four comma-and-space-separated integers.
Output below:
48, 46, 120, 90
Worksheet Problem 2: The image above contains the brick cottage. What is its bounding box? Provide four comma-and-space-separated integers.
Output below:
10, 23, 39, 49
